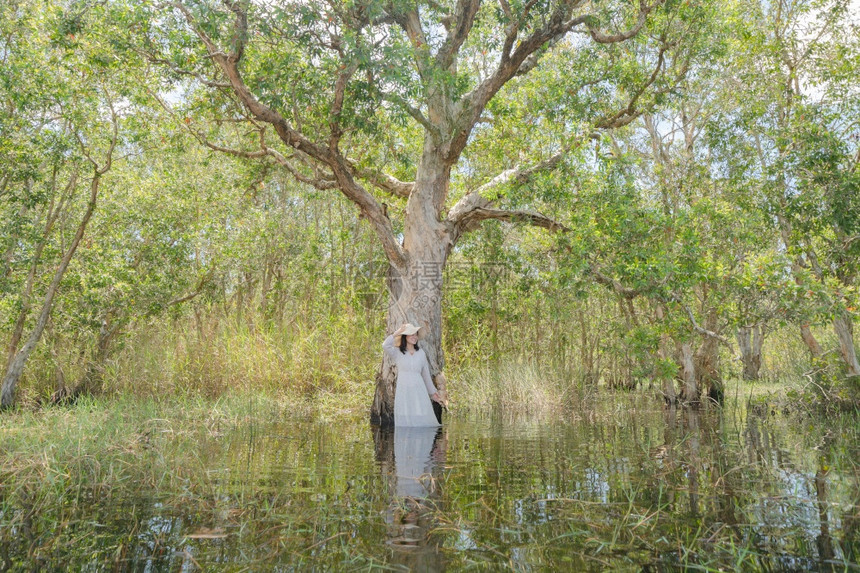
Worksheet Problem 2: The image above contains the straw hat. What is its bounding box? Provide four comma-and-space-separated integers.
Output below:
394, 323, 423, 346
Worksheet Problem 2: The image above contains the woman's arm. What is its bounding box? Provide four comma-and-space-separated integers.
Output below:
382, 334, 400, 359
382, 325, 406, 359
420, 356, 439, 399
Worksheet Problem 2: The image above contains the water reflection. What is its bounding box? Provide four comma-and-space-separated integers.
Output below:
374, 425, 447, 571
2, 395, 859, 571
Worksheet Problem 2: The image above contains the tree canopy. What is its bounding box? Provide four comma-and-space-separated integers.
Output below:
0, 0, 858, 408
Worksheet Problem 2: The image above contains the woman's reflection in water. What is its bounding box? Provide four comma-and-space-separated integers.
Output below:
373, 425, 447, 571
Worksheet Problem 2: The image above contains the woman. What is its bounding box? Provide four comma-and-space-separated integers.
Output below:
382, 323, 441, 427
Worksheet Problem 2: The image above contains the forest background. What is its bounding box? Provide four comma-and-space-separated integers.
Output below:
1, 0, 859, 416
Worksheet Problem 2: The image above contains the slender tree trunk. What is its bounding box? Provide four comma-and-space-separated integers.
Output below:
656, 304, 676, 404
6, 241, 48, 367
578, 308, 596, 385
1, 174, 102, 409
684, 409, 701, 515
534, 294, 542, 370
661, 365, 676, 403
695, 310, 723, 403
833, 314, 860, 377
801, 323, 824, 360
815, 457, 835, 562
490, 283, 499, 362
777, 216, 824, 362
2, 194, 31, 283
260, 258, 273, 318
737, 324, 766, 381
677, 341, 698, 406
4, 173, 71, 368
59, 316, 119, 402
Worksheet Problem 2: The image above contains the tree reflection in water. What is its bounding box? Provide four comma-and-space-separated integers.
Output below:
373, 425, 448, 571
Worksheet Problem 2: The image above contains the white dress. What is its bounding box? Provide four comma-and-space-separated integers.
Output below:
383, 335, 441, 427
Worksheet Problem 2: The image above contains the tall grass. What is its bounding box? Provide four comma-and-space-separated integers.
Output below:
14, 307, 381, 414
450, 359, 585, 415
8, 291, 855, 414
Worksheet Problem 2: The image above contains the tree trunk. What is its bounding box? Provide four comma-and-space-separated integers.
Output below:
260, 258, 273, 319
737, 325, 764, 380
677, 341, 698, 406
578, 307, 598, 385
661, 362, 677, 404
779, 217, 824, 362
833, 314, 860, 377
695, 311, 723, 403
684, 409, 702, 516
815, 458, 835, 562
800, 323, 824, 360
370, 249, 449, 426
370, 145, 455, 426
656, 305, 676, 404
4, 175, 70, 368
1, 174, 102, 409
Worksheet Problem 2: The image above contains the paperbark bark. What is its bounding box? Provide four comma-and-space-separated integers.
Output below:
737, 324, 766, 381
370, 160, 452, 425
370, 255, 449, 426
695, 310, 723, 402
833, 314, 860, 378
800, 323, 824, 360
678, 342, 698, 406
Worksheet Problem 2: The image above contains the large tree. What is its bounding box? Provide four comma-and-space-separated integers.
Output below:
143, 0, 703, 424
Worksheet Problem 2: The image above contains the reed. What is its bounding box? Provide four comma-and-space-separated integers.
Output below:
449, 359, 584, 415
7, 291, 854, 411
8, 307, 379, 416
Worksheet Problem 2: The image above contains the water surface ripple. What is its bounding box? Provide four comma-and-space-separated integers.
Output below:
2, 396, 858, 571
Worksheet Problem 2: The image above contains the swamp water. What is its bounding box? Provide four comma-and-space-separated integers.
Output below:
1, 395, 859, 571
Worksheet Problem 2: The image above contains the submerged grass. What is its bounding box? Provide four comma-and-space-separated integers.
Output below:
0, 391, 317, 569
1, 382, 859, 571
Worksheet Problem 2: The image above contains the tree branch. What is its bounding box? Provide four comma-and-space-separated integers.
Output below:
595, 36, 675, 130
670, 293, 732, 347
149, 87, 341, 191
449, 28, 682, 227
682, 303, 732, 347
436, 0, 482, 70
330, 59, 360, 150
588, 0, 657, 44
169, 1, 407, 268
447, 135, 587, 229
141, 51, 231, 88
167, 265, 213, 307
451, 207, 568, 242
170, 2, 326, 157
453, 2, 592, 161
379, 91, 438, 135
448, 134, 597, 237
449, 0, 666, 164
348, 163, 414, 198
590, 266, 644, 300
391, 8, 431, 80
75, 90, 119, 175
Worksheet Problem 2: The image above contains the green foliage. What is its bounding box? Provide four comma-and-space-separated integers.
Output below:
2, 0, 859, 405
